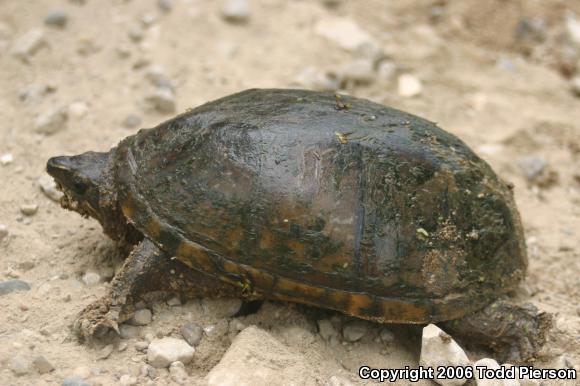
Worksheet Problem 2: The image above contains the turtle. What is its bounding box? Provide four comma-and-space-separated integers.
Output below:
47, 88, 551, 362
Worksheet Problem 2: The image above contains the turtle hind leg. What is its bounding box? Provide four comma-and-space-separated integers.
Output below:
74, 238, 241, 341
441, 299, 552, 363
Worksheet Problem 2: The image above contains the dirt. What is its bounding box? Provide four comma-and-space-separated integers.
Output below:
0, 0, 578, 385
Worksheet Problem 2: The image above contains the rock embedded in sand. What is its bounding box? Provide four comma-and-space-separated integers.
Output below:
0, 279, 31, 296
144, 88, 176, 114
45, 10, 69, 28
205, 325, 315, 386
20, 203, 39, 216
122, 114, 142, 129
379, 327, 395, 344
35, 107, 68, 135
181, 322, 203, 346
315, 17, 376, 52
0, 153, 13, 166
0, 223, 8, 242
342, 320, 368, 342
119, 374, 138, 386
12, 29, 46, 61
340, 59, 375, 85
221, 0, 251, 24
317, 318, 339, 343
147, 337, 195, 368
158, 0, 173, 13
119, 324, 140, 339
398, 73, 423, 97
295, 67, 340, 91
419, 324, 471, 386
38, 174, 64, 202
129, 308, 153, 325
11, 355, 32, 376
61, 377, 91, 386
169, 361, 189, 384
33, 355, 55, 374
81, 272, 101, 287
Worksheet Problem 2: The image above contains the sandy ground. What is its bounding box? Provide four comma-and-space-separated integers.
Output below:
0, 0, 579, 385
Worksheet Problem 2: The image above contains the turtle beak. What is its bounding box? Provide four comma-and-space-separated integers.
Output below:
47, 156, 73, 181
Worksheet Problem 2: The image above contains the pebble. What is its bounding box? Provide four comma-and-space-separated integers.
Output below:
82, 272, 101, 286
11, 355, 31, 376
315, 17, 376, 52
229, 318, 246, 333
379, 327, 395, 344
571, 76, 580, 97
35, 107, 68, 135
20, 203, 39, 216
145, 66, 174, 90
342, 320, 368, 342
62, 377, 91, 386
515, 18, 546, 44
128, 25, 145, 43
147, 337, 195, 368
44, 10, 69, 28
69, 101, 88, 117
419, 324, 471, 386
129, 308, 153, 326
398, 74, 423, 97
33, 355, 55, 374
340, 59, 375, 85
0, 279, 31, 296
158, 0, 173, 13
0, 153, 14, 166
565, 13, 580, 48
12, 29, 46, 61
38, 174, 64, 202
516, 155, 557, 187
295, 67, 340, 91
119, 324, 140, 339
221, 0, 251, 24
317, 319, 339, 343
377, 60, 398, 82
167, 296, 181, 306
119, 374, 138, 386
118, 342, 128, 352
0, 224, 8, 242
181, 322, 203, 347
144, 88, 176, 114
135, 341, 149, 351
122, 114, 142, 129
169, 361, 189, 384
97, 344, 114, 360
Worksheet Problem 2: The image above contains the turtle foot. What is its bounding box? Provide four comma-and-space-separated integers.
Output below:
442, 299, 552, 363
73, 296, 123, 341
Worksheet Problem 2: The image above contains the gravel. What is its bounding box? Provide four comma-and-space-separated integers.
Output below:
181, 322, 203, 347
221, 0, 251, 24
0, 279, 31, 296
45, 10, 69, 28
147, 337, 195, 368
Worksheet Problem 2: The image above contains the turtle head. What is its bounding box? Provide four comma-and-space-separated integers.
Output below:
47, 151, 111, 221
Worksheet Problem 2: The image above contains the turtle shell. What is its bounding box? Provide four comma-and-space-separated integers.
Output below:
116, 89, 526, 323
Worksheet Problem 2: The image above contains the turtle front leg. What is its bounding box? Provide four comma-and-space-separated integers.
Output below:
74, 238, 241, 341
441, 299, 552, 363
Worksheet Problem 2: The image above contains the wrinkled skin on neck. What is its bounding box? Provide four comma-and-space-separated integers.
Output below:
46, 150, 141, 251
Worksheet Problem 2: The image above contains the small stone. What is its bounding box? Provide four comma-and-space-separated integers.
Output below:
38, 174, 64, 202
327, 375, 355, 386
119, 324, 140, 339
377, 61, 397, 82
118, 342, 128, 351
20, 203, 39, 216
169, 361, 188, 384
229, 318, 246, 333
147, 337, 195, 368
0, 153, 13, 166
379, 327, 395, 344
316, 17, 376, 52
158, 0, 173, 13
317, 319, 339, 342
35, 107, 68, 135
122, 114, 142, 129
135, 341, 149, 351
342, 320, 368, 342
0, 224, 8, 242
565, 13, 580, 48
62, 377, 91, 386
128, 25, 145, 43
571, 76, 580, 97
221, 0, 251, 24
82, 272, 100, 286
97, 344, 114, 360
516, 155, 558, 187
45, 10, 69, 28
129, 309, 152, 326
12, 29, 46, 61
141, 14, 158, 28
181, 322, 203, 347
398, 74, 423, 97
145, 88, 176, 114
340, 59, 375, 85
69, 101, 88, 117
72, 366, 91, 379
145, 66, 174, 90
295, 67, 340, 91
119, 374, 138, 386
33, 355, 55, 374
419, 324, 470, 386
167, 296, 181, 306
11, 356, 31, 376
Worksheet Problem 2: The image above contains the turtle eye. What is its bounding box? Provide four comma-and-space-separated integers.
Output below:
72, 180, 88, 195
